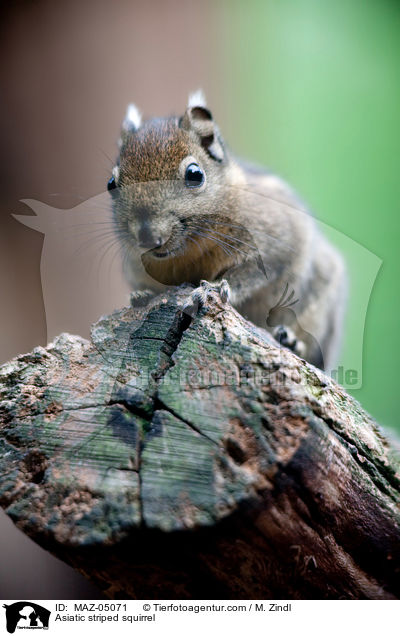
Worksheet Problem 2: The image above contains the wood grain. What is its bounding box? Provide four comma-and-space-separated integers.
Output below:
0, 286, 399, 598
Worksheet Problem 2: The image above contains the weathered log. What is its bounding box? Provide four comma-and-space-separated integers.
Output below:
0, 286, 399, 599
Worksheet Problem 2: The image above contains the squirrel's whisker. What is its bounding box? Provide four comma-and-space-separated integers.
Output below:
191, 229, 259, 262
72, 233, 124, 259
190, 223, 259, 252
190, 230, 235, 259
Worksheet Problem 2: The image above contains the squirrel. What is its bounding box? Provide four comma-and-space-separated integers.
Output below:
108, 90, 347, 371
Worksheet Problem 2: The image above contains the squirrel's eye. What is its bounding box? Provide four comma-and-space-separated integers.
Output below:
107, 176, 117, 192
185, 163, 205, 188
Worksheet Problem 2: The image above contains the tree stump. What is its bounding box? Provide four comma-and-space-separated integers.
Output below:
0, 286, 399, 599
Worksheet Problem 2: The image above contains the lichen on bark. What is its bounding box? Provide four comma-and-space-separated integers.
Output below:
0, 285, 399, 598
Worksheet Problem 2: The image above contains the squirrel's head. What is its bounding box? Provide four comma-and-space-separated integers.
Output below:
109, 91, 237, 262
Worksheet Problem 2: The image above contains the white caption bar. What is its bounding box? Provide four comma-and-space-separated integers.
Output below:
1, 599, 398, 636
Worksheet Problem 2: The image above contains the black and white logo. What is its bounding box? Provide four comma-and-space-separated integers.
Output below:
3, 603, 50, 634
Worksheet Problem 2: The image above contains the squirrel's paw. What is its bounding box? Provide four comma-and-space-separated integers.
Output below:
182, 279, 231, 318
273, 325, 306, 358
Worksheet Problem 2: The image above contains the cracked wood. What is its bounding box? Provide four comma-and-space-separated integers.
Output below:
0, 285, 399, 599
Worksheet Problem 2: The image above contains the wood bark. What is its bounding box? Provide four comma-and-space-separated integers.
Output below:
0, 286, 399, 599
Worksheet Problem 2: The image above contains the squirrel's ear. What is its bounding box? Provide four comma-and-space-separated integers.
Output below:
123, 103, 142, 132
188, 89, 207, 108
119, 103, 141, 146
180, 104, 224, 162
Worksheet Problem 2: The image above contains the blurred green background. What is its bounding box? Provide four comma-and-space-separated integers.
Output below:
222, 0, 399, 434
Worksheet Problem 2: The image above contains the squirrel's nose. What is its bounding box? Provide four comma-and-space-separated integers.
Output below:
138, 223, 162, 249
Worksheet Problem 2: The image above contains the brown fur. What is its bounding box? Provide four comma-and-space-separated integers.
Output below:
120, 119, 189, 184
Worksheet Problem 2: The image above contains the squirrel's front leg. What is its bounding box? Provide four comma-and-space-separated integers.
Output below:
182, 259, 268, 318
